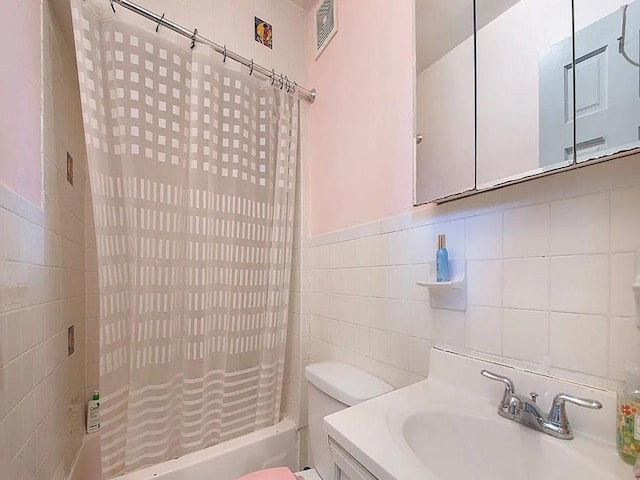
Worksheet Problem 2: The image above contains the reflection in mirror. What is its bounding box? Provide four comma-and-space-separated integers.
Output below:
574, 1, 640, 163
476, 0, 574, 188
414, 0, 475, 204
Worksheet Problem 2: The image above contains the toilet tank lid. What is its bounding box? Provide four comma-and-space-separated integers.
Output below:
305, 361, 394, 407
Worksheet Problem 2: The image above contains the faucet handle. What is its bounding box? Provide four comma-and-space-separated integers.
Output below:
480, 370, 516, 395
481, 370, 517, 413
547, 393, 603, 440
551, 393, 602, 411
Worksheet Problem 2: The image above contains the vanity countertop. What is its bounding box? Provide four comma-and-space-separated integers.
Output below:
323, 346, 633, 480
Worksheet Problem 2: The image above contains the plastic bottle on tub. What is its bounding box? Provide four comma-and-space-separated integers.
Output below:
87, 390, 101, 433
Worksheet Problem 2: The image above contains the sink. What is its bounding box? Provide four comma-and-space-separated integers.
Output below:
323, 346, 633, 480
402, 412, 617, 480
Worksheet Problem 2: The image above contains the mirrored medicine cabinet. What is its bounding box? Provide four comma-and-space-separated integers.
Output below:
415, 0, 640, 205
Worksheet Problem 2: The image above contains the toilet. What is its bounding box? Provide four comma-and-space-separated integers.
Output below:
239, 361, 394, 480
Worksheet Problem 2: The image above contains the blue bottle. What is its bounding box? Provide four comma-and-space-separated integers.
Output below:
436, 234, 450, 282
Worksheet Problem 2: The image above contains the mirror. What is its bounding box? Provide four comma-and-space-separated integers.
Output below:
414, 0, 640, 205
414, 0, 475, 204
574, 0, 640, 163
475, 0, 575, 188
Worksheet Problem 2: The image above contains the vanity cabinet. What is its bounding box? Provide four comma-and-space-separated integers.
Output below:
329, 438, 379, 480
414, 0, 640, 204
414, 0, 475, 204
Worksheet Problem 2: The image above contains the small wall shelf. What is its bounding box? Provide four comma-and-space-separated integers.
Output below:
416, 279, 465, 289
417, 259, 467, 311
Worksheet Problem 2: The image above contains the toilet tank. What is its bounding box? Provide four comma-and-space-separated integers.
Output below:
305, 361, 394, 480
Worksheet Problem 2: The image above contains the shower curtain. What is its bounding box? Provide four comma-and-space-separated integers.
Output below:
71, 1, 298, 477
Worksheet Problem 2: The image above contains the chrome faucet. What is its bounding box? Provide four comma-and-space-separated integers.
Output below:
481, 370, 603, 440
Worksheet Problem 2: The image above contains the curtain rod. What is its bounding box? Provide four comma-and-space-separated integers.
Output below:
105, 0, 317, 103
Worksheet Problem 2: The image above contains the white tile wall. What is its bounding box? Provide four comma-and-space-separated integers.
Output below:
610, 317, 639, 380
550, 193, 610, 255
502, 309, 549, 363
465, 212, 503, 260
0, 2, 87, 479
301, 154, 640, 391
611, 252, 637, 317
549, 312, 609, 377
467, 260, 502, 307
611, 186, 640, 252
549, 255, 609, 315
503, 203, 549, 258
503, 257, 549, 310
465, 306, 502, 355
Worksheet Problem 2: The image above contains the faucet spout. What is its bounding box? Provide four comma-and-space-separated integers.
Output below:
481, 370, 603, 440
521, 400, 547, 429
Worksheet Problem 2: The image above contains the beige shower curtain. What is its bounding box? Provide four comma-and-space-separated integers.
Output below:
71, 1, 298, 477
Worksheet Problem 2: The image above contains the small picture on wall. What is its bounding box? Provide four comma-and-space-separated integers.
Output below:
255, 17, 273, 49
67, 152, 74, 186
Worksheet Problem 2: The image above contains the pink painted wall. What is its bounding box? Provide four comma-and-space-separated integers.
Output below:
306, 0, 415, 235
0, 0, 42, 206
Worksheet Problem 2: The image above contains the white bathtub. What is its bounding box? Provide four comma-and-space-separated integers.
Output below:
69, 418, 298, 480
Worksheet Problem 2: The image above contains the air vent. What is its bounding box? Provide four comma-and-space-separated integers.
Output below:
314, 0, 337, 58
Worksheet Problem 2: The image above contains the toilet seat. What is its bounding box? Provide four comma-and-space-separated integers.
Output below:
237, 467, 298, 480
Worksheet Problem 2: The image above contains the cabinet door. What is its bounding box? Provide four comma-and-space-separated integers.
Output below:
333, 460, 376, 480
335, 466, 354, 480
573, 1, 640, 162
328, 438, 378, 480
414, 0, 476, 204
476, 0, 575, 188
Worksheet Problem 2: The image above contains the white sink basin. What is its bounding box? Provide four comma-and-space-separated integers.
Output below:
403, 412, 618, 480
323, 346, 633, 480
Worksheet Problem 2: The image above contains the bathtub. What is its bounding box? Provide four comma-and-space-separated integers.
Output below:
69, 418, 298, 480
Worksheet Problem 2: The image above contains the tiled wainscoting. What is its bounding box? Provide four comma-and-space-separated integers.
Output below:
0, 2, 87, 479
303, 154, 640, 393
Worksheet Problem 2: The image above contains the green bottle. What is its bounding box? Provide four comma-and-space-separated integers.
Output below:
87, 390, 101, 433
617, 366, 640, 464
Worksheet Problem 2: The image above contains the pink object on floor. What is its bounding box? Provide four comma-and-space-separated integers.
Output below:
237, 467, 296, 480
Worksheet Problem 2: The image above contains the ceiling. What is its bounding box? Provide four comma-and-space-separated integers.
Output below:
416, 0, 521, 73
290, 0, 317, 11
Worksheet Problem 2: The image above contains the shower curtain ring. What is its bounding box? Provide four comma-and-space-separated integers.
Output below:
279, 74, 284, 90
271, 69, 276, 85
190, 28, 198, 49
156, 13, 165, 32
292, 81, 297, 94
109, 0, 116, 12
249, 59, 254, 76
223, 45, 227, 62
